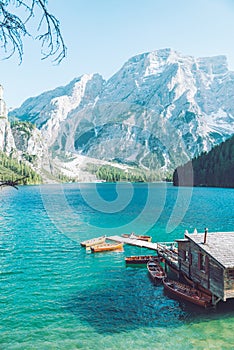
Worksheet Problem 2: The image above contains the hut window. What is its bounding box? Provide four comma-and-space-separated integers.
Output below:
181, 250, 188, 261
198, 252, 206, 271
181, 250, 186, 260
189, 251, 192, 265
205, 255, 209, 273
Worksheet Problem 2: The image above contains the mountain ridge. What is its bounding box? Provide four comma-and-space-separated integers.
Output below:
7, 48, 234, 181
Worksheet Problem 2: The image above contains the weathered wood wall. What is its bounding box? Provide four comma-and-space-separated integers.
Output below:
178, 240, 227, 300
224, 269, 234, 300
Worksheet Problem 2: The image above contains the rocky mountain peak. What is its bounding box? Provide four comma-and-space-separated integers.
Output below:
197, 55, 228, 76
8, 49, 234, 181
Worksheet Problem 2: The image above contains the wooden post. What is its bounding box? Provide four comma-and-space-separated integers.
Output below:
204, 228, 208, 244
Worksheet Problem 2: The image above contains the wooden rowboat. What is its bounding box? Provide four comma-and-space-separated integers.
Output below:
147, 259, 166, 282
90, 242, 124, 253
125, 255, 157, 265
121, 232, 152, 242
80, 235, 106, 247
182, 273, 212, 296
163, 278, 212, 308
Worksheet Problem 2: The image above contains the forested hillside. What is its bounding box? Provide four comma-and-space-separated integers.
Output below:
0, 152, 42, 185
86, 164, 172, 182
173, 135, 234, 188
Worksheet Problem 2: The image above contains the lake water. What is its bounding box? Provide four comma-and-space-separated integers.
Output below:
0, 183, 234, 349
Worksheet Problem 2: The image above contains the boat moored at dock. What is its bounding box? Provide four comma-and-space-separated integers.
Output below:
181, 272, 212, 296
125, 255, 157, 266
121, 232, 152, 242
163, 278, 212, 308
90, 242, 124, 253
80, 236, 106, 247
83, 230, 234, 307
147, 259, 166, 282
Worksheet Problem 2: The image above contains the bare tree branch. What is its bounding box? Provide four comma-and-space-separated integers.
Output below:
0, 175, 29, 189
0, 0, 66, 63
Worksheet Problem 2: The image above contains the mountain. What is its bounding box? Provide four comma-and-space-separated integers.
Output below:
173, 134, 234, 187
9, 49, 234, 180
0, 85, 15, 153
12, 74, 105, 146
0, 116, 15, 153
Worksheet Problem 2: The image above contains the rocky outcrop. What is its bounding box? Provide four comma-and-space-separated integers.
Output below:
0, 85, 16, 153
0, 117, 16, 153
11, 121, 48, 170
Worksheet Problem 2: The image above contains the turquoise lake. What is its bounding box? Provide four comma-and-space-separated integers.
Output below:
1, 182, 234, 349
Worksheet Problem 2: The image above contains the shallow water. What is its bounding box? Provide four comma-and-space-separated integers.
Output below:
0, 183, 234, 349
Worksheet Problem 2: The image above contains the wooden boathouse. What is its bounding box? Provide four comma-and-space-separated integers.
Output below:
176, 230, 234, 304
108, 230, 234, 305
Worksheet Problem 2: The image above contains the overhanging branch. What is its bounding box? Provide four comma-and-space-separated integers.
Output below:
0, 0, 66, 63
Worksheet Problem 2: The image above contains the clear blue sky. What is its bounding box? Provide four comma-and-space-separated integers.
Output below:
1, 0, 234, 108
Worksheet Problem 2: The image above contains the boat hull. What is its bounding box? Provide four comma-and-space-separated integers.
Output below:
182, 273, 212, 296
122, 233, 152, 242
91, 242, 124, 253
80, 236, 106, 247
147, 259, 166, 282
163, 279, 212, 308
125, 255, 157, 265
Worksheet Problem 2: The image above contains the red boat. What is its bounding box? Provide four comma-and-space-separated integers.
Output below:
163, 278, 212, 308
147, 259, 166, 282
125, 255, 157, 265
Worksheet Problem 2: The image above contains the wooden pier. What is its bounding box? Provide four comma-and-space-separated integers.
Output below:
107, 231, 234, 306
107, 235, 179, 270
157, 242, 179, 271
107, 235, 158, 250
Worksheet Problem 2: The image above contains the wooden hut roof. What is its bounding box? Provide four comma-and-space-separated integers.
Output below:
185, 231, 234, 269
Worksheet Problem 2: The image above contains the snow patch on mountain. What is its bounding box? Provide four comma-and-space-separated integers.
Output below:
9, 48, 234, 179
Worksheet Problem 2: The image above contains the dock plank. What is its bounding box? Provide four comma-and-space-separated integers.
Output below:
107, 235, 158, 250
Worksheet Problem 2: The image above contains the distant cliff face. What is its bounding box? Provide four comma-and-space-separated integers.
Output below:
0, 86, 53, 182
11, 121, 48, 167
9, 49, 234, 176
12, 74, 105, 146
0, 85, 15, 153
0, 117, 16, 153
